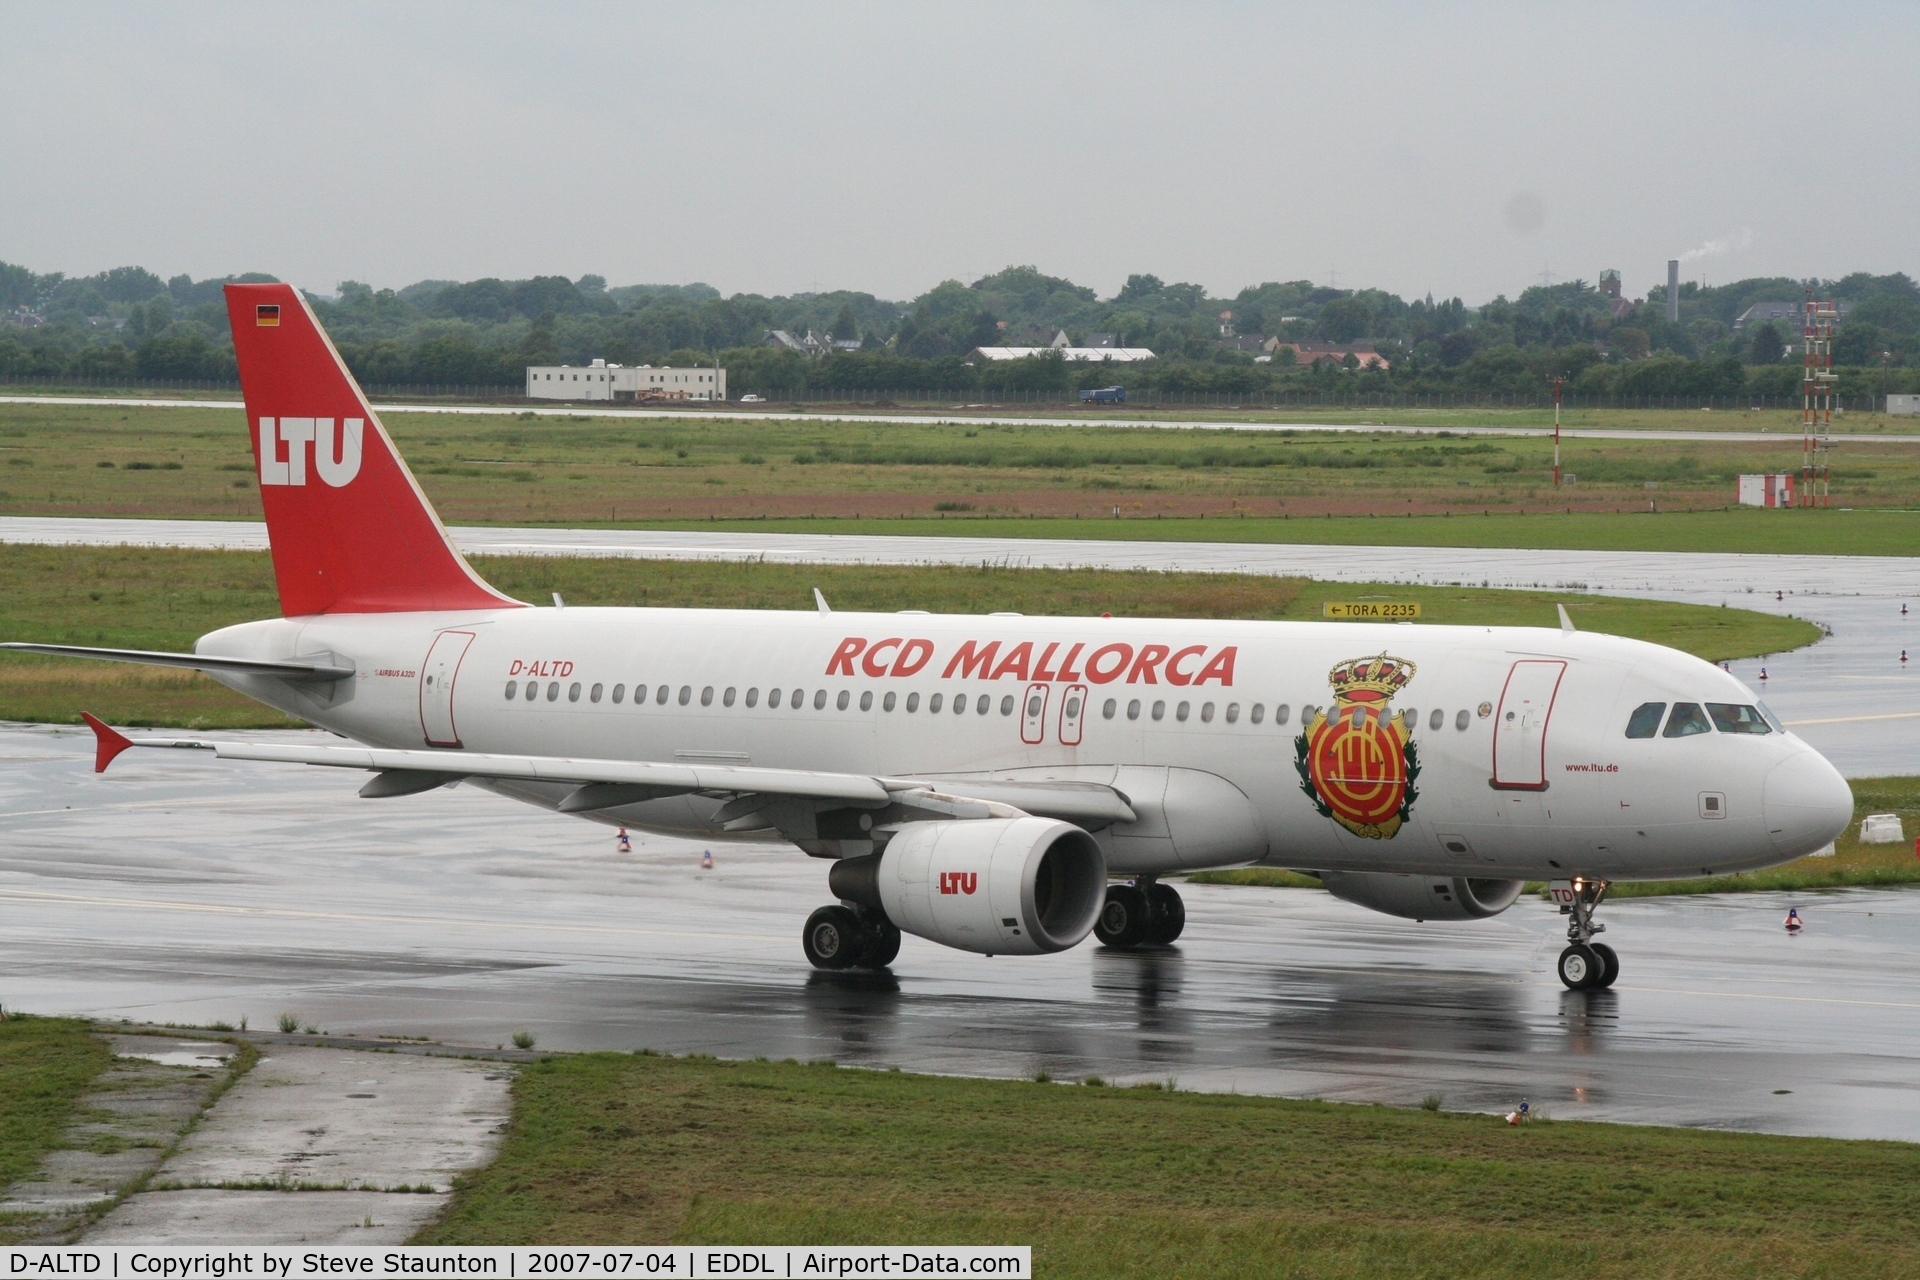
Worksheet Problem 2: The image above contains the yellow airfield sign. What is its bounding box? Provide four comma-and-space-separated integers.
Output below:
1322, 601, 1422, 619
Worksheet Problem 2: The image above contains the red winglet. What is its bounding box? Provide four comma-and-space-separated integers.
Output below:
81, 712, 135, 773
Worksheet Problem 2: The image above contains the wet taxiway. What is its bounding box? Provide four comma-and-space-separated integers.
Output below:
9, 393, 1920, 444
4, 724, 1918, 1142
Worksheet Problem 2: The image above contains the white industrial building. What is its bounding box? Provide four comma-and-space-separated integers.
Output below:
966, 346, 1156, 363
526, 359, 727, 402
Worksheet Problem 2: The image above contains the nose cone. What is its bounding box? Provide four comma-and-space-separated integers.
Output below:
1763, 750, 1854, 858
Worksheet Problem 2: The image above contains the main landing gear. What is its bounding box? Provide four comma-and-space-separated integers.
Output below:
1094, 879, 1186, 950
1555, 878, 1619, 991
802, 903, 901, 971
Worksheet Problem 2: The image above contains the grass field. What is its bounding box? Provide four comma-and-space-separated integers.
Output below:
416, 1051, 1920, 1277
0, 545, 1819, 728
5, 400, 1920, 552
0, 1017, 113, 1221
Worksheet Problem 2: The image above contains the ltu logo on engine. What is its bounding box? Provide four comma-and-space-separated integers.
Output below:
258, 417, 364, 487
938, 872, 978, 895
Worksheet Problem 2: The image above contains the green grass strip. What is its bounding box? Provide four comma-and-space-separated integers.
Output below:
418, 1052, 1920, 1277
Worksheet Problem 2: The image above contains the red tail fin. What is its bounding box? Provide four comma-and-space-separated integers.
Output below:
224, 283, 522, 616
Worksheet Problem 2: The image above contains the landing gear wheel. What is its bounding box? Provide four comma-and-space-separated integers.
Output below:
860, 919, 902, 968
803, 905, 863, 970
1144, 883, 1186, 946
1557, 944, 1603, 991
1590, 942, 1619, 989
1094, 884, 1152, 949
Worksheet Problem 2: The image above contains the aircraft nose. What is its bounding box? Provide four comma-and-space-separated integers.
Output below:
1763, 750, 1854, 858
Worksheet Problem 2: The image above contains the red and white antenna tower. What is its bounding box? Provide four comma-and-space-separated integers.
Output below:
1800, 288, 1837, 508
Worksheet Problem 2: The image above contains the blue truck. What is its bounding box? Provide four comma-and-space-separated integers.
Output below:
1078, 386, 1126, 403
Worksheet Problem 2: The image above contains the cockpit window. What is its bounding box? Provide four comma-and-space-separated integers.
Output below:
1624, 702, 1666, 738
1707, 702, 1772, 735
1663, 702, 1712, 738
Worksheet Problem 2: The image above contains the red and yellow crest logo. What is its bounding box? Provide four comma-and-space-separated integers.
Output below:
1295, 652, 1420, 840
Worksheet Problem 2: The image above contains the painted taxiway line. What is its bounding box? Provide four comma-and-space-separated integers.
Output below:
0, 886, 781, 944
5, 394, 1916, 444
1782, 710, 1920, 727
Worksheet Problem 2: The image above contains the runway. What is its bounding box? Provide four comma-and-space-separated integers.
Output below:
5, 516, 1917, 775
2, 723, 1916, 1141
5, 393, 1916, 444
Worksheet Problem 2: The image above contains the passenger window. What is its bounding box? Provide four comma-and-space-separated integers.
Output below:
1707, 703, 1771, 735
525, 682, 538, 702
1663, 702, 1712, 738
678, 686, 691, 706
632, 684, 646, 704
1274, 704, 1290, 725
1250, 703, 1264, 724
504, 681, 517, 700
1224, 703, 1238, 724
1026, 692, 1043, 718
929, 693, 943, 713
1102, 698, 1117, 719
612, 684, 625, 704
1429, 708, 1443, 731
814, 689, 828, 710
1152, 701, 1166, 721
701, 687, 714, 707
976, 694, 990, 714
568, 683, 582, 702
547, 682, 560, 701
859, 691, 872, 711
1176, 702, 1190, 722
769, 688, 783, 708
655, 685, 669, 706
1127, 699, 1141, 721
1401, 708, 1416, 728
954, 694, 967, 715
836, 690, 850, 710
723, 687, 736, 707
1001, 695, 1015, 716
1066, 693, 1082, 718
883, 692, 896, 711
590, 683, 603, 703
746, 687, 759, 708
906, 692, 920, 712
1455, 709, 1469, 731
1624, 702, 1666, 738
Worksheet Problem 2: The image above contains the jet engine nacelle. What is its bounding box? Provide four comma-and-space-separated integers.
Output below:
1319, 871, 1524, 922
829, 817, 1106, 956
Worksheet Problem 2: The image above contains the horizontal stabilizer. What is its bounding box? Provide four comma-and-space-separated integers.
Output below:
1, 643, 353, 682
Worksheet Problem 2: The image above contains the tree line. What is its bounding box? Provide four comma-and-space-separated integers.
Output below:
3, 259, 1916, 397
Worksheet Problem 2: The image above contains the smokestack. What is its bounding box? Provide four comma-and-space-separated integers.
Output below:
1667, 259, 1680, 325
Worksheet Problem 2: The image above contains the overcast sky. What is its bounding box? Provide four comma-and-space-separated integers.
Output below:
3, 2, 1915, 305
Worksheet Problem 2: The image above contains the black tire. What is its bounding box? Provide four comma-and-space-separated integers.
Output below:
1557, 943, 1603, 990
1094, 884, 1152, 949
1144, 882, 1186, 945
1591, 942, 1619, 989
862, 920, 903, 968
803, 905, 862, 970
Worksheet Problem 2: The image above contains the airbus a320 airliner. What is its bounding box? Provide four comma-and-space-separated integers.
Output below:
6, 284, 1854, 989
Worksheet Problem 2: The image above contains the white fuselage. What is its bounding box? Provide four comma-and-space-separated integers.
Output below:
198, 605, 1851, 882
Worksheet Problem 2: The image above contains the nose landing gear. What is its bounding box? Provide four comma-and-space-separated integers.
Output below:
1555, 878, 1618, 990
1094, 879, 1186, 949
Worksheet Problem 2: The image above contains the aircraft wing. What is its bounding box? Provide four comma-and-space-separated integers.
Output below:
2, 643, 353, 683
77, 715, 1135, 828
